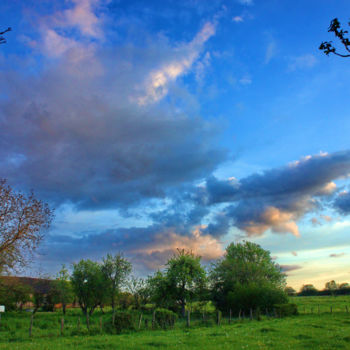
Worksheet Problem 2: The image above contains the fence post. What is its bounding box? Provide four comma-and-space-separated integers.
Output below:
238, 309, 242, 320
217, 311, 221, 326
346, 306, 349, 314
229, 309, 232, 324
29, 314, 33, 337
318, 305, 320, 315
60, 317, 64, 336
138, 313, 143, 330
202, 311, 205, 322
330, 306, 332, 314
77, 317, 80, 331
99, 317, 102, 332
86, 313, 90, 330
250, 308, 253, 320
187, 310, 191, 327
152, 310, 156, 329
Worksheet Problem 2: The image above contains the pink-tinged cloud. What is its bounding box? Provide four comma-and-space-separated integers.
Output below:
329, 252, 346, 258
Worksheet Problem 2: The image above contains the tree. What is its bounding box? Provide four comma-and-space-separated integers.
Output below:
101, 253, 132, 321
325, 280, 339, 296
71, 259, 108, 318
299, 284, 318, 296
319, 18, 350, 58
127, 276, 149, 310
0, 179, 54, 272
165, 249, 207, 317
285, 286, 297, 296
210, 241, 286, 312
52, 265, 74, 315
0, 27, 11, 45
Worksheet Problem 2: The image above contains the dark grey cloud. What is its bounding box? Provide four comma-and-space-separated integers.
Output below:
329, 252, 346, 258
0, 42, 226, 210
280, 264, 302, 273
199, 151, 350, 236
333, 192, 350, 214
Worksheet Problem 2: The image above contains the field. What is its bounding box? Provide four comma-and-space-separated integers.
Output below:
0, 296, 350, 349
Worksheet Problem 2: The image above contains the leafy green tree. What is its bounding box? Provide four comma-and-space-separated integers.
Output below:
71, 259, 108, 317
284, 286, 296, 296
101, 254, 132, 320
210, 241, 286, 312
165, 249, 207, 317
325, 280, 339, 296
299, 284, 318, 296
147, 271, 173, 308
320, 18, 350, 58
339, 282, 350, 289
52, 265, 74, 315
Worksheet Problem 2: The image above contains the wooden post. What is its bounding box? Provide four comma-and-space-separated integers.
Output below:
273, 308, 277, 318
60, 317, 64, 336
330, 306, 333, 314
238, 309, 241, 320
346, 305, 349, 314
77, 317, 80, 331
217, 311, 221, 326
152, 310, 156, 329
318, 305, 320, 315
265, 308, 269, 317
99, 317, 102, 332
250, 308, 253, 320
202, 311, 205, 322
229, 309, 232, 324
86, 313, 90, 330
138, 313, 143, 330
112, 309, 115, 325
29, 314, 33, 337
187, 310, 190, 327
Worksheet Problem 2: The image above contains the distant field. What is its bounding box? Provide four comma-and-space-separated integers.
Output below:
0, 296, 349, 349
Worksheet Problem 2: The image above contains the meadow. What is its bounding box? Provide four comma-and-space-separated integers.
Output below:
0, 296, 349, 349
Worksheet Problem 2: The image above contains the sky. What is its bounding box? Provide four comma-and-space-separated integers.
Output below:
1, 0, 350, 290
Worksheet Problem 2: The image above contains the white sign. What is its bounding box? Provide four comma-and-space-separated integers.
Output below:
0, 305, 5, 312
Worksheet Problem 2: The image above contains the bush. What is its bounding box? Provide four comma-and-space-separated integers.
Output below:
274, 303, 298, 317
226, 283, 288, 315
154, 308, 177, 329
104, 311, 135, 334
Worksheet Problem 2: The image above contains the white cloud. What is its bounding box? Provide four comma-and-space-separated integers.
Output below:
233, 16, 244, 23
288, 54, 317, 71
136, 22, 216, 105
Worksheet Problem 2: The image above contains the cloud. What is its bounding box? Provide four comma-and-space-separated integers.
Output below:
199, 151, 350, 236
0, 19, 225, 210
288, 54, 317, 72
291, 251, 298, 256
280, 264, 302, 273
232, 16, 244, 23
334, 191, 350, 214
237, 0, 253, 5
329, 252, 346, 258
136, 22, 216, 105
265, 39, 277, 64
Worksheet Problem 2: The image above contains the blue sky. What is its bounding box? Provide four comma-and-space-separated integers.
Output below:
1, 0, 350, 289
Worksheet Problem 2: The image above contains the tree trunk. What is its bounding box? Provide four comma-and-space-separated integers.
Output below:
62, 303, 66, 315
181, 300, 186, 318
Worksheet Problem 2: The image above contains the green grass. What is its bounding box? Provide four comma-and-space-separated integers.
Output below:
0, 296, 349, 349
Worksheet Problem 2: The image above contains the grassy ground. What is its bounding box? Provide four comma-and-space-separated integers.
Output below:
0, 296, 349, 349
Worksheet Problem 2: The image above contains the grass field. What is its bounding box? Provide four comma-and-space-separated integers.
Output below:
0, 296, 349, 349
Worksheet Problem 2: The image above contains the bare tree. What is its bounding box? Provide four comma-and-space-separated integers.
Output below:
320, 18, 350, 58
0, 179, 54, 272
0, 27, 11, 45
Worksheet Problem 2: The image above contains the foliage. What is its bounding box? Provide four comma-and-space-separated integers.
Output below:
71, 259, 108, 316
0, 179, 54, 272
299, 284, 318, 296
104, 311, 135, 334
165, 249, 207, 316
226, 282, 288, 314
0, 280, 32, 310
210, 241, 286, 312
325, 280, 338, 296
101, 254, 132, 314
320, 18, 350, 58
154, 308, 177, 329
127, 276, 149, 309
284, 286, 297, 296
274, 303, 298, 317
52, 265, 74, 314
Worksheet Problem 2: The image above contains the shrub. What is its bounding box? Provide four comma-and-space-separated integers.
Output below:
154, 308, 177, 329
226, 283, 288, 315
104, 311, 135, 334
274, 303, 298, 317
